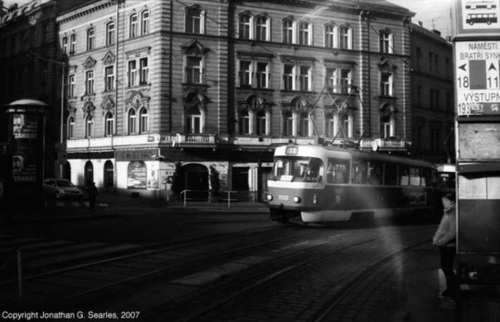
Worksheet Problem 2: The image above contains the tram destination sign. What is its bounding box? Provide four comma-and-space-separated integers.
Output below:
455, 40, 500, 116
453, 0, 500, 38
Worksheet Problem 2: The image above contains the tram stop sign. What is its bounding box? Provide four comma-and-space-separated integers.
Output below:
455, 41, 500, 116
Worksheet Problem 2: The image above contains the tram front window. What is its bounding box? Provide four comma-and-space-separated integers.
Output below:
272, 157, 324, 183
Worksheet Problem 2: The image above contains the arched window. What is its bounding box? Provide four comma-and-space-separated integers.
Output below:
239, 110, 251, 135
128, 109, 137, 134
139, 108, 148, 133
70, 34, 76, 54
67, 116, 74, 139
84, 161, 94, 185
339, 25, 352, 49
186, 106, 202, 133
129, 13, 138, 38
106, 21, 115, 46
324, 24, 335, 48
87, 28, 95, 51
239, 13, 251, 39
105, 112, 114, 136
255, 16, 269, 41
299, 112, 310, 136
141, 10, 150, 35
256, 110, 268, 135
104, 160, 114, 188
62, 36, 68, 54
186, 6, 204, 34
298, 21, 311, 45
283, 19, 294, 44
85, 115, 93, 138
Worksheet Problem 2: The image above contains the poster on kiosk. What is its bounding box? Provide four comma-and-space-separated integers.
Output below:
452, 0, 500, 292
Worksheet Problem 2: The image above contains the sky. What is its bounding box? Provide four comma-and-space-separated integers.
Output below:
3, 0, 454, 37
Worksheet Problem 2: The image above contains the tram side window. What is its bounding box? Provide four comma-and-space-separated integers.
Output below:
400, 166, 409, 186
327, 158, 350, 184
384, 163, 398, 186
410, 167, 421, 186
368, 162, 382, 185
422, 168, 432, 187
352, 160, 367, 184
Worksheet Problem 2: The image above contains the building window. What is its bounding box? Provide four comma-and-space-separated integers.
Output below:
339, 69, 351, 94
139, 58, 149, 84
380, 72, 392, 96
105, 112, 114, 136
185, 56, 203, 84
283, 19, 294, 44
298, 65, 311, 91
105, 66, 114, 91
239, 61, 251, 87
326, 68, 336, 89
70, 34, 76, 54
415, 47, 422, 71
299, 112, 309, 136
87, 28, 95, 51
86, 71, 94, 95
239, 13, 251, 39
85, 115, 94, 138
128, 109, 137, 134
298, 21, 311, 45
139, 108, 148, 133
239, 110, 251, 135
379, 30, 393, 53
186, 6, 204, 34
62, 36, 68, 54
283, 64, 295, 90
256, 110, 268, 135
130, 13, 138, 38
255, 16, 269, 41
68, 116, 74, 139
325, 24, 335, 48
283, 111, 293, 136
68, 75, 75, 98
326, 113, 335, 137
106, 22, 115, 46
141, 10, 150, 35
256, 62, 268, 88
186, 106, 202, 133
339, 25, 351, 49
128, 60, 137, 87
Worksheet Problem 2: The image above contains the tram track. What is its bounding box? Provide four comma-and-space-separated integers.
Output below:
159, 224, 435, 322
0, 225, 318, 308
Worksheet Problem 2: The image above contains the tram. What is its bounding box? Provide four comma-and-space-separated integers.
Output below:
265, 144, 440, 223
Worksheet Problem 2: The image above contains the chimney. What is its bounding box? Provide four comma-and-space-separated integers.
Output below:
418, 21, 423, 27
433, 29, 441, 36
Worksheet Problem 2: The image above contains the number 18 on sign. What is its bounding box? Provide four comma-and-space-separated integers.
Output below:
455, 41, 500, 116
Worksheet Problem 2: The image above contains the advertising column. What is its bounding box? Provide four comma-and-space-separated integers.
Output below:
4, 99, 48, 213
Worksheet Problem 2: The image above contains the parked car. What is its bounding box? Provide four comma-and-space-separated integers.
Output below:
43, 178, 83, 200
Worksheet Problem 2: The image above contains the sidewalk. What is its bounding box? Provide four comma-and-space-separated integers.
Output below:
1, 192, 269, 223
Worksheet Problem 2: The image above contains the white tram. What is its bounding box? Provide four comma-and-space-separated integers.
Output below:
265, 144, 440, 223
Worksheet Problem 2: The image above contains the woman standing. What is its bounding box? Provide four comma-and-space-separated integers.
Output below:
433, 192, 457, 299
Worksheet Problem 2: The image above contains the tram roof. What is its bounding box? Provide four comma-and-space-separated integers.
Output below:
274, 144, 435, 168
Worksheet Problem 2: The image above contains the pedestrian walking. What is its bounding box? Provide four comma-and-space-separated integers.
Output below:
432, 192, 457, 300
87, 181, 99, 210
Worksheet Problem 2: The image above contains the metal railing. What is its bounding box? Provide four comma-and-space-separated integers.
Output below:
178, 190, 258, 208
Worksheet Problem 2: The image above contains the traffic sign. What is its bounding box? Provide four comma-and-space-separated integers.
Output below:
455, 40, 500, 116
453, 0, 500, 38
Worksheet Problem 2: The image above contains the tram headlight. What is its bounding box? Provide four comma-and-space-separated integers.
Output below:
293, 196, 301, 203
266, 194, 273, 201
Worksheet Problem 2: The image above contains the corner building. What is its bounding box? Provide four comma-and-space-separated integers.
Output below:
57, 0, 414, 200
